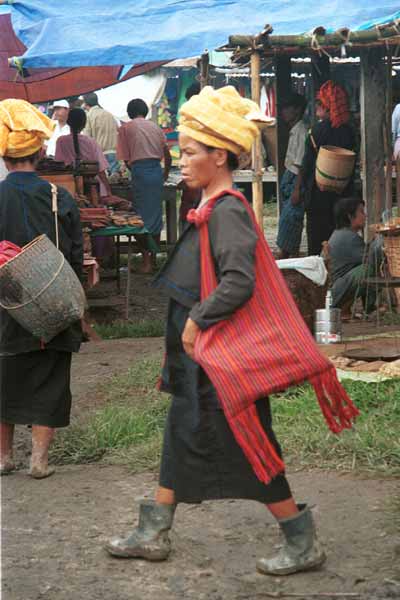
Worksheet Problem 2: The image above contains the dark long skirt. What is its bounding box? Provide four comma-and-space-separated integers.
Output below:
159, 300, 292, 504
131, 158, 163, 234
306, 185, 339, 256
0, 350, 72, 427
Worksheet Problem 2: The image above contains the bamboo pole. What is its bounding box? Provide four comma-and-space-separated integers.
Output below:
385, 50, 393, 213
250, 51, 264, 230
229, 22, 400, 49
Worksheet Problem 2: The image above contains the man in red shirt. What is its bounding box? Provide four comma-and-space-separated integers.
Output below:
117, 99, 171, 273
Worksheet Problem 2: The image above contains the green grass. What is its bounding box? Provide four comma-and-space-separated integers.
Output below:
52, 356, 400, 477
51, 358, 169, 471
271, 379, 400, 475
93, 318, 164, 339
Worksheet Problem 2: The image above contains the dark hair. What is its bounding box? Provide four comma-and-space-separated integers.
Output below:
4, 150, 41, 165
127, 99, 149, 119
281, 93, 307, 116
185, 82, 201, 100
205, 145, 239, 171
83, 92, 98, 107
67, 108, 87, 162
334, 196, 365, 229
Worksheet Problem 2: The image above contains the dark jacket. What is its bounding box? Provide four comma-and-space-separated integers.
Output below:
302, 119, 356, 197
0, 171, 83, 355
154, 194, 258, 330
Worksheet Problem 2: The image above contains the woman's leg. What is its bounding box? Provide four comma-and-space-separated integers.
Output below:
0, 422, 15, 474
155, 486, 175, 505
258, 495, 326, 576
30, 425, 55, 479
266, 497, 299, 519
105, 485, 176, 559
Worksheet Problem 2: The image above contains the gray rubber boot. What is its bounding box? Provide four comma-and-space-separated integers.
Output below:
257, 505, 326, 576
105, 501, 176, 561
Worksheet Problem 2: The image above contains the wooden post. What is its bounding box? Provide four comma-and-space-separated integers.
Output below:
250, 51, 264, 229
385, 50, 393, 213
311, 55, 330, 121
275, 56, 292, 212
311, 54, 330, 92
200, 52, 210, 89
360, 47, 386, 234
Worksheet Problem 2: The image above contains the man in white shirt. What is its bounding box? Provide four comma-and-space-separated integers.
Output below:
276, 93, 308, 258
46, 99, 70, 157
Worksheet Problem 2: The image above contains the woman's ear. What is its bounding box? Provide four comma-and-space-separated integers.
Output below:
214, 148, 228, 168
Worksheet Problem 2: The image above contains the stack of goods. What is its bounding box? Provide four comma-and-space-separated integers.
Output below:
103, 195, 131, 212
110, 212, 144, 228
79, 207, 111, 229
82, 230, 99, 289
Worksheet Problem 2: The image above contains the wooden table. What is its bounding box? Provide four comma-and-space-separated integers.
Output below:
90, 225, 158, 319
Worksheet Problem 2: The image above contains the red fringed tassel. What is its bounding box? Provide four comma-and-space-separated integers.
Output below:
311, 367, 359, 434
227, 405, 285, 484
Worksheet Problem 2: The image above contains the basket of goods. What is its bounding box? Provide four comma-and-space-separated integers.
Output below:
0, 235, 86, 342
280, 269, 328, 332
375, 222, 400, 306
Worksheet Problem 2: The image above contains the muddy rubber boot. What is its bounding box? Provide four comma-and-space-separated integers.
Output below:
257, 505, 326, 576
105, 501, 176, 561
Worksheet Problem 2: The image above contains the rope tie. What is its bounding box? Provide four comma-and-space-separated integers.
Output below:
310, 32, 332, 59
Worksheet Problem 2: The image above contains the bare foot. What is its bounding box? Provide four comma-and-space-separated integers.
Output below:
0, 460, 16, 475
29, 465, 55, 479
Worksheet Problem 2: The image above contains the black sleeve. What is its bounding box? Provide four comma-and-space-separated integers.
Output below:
189, 197, 258, 330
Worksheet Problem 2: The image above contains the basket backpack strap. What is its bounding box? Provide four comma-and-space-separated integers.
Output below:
50, 183, 59, 249
310, 133, 318, 152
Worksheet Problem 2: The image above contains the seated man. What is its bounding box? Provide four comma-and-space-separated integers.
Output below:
328, 197, 383, 318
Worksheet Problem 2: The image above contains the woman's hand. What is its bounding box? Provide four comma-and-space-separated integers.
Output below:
182, 318, 200, 359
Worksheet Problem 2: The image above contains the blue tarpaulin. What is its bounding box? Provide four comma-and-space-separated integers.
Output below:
2, 1, 400, 68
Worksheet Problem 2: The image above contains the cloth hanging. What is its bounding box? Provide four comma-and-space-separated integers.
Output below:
187, 189, 359, 484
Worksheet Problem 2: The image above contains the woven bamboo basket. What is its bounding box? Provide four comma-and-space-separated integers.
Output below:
316, 145, 356, 193
0, 235, 86, 342
382, 228, 400, 307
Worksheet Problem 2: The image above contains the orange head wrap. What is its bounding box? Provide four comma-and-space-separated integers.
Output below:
318, 81, 350, 129
0, 99, 55, 159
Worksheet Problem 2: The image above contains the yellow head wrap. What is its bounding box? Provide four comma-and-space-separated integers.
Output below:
0, 99, 56, 159
178, 86, 261, 155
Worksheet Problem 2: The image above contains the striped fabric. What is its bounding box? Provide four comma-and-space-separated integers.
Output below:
187, 190, 359, 484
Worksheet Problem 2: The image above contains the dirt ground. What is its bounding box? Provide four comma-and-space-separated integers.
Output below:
3, 338, 400, 600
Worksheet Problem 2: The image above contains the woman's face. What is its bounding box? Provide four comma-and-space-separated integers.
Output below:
315, 102, 329, 121
179, 133, 224, 189
350, 203, 366, 230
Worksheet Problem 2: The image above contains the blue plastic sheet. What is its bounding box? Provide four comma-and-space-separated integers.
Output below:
4, 1, 400, 68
